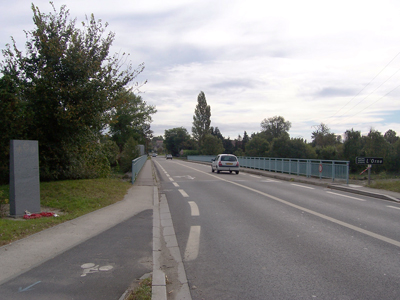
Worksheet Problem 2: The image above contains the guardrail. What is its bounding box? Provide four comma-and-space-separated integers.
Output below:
131, 155, 148, 184
187, 155, 349, 183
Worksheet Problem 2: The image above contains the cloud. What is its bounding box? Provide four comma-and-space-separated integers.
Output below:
2, 0, 400, 142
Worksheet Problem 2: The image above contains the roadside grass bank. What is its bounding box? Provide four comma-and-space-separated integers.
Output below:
349, 172, 400, 193
368, 179, 400, 193
0, 178, 131, 247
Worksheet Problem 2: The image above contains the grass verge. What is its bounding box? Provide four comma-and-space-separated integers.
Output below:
126, 277, 152, 300
0, 178, 131, 247
368, 179, 400, 193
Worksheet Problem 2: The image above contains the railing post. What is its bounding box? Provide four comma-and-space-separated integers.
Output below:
332, 161, 335, 182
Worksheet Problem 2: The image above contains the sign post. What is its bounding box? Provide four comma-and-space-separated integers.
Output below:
356, 157, 383, 185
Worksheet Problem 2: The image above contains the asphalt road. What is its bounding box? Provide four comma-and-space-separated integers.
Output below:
154, 157, 400, 300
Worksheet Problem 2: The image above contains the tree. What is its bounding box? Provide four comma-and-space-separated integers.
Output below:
245, 133, 269, 157
384, 129, 399, 144
223, 137, 234, 154
311, 123, 337, 148
343, 129, 363, 172
119, 136, 139, 173
109, 91, 156, 151
210, 126, 224, 141
362, 129, 388, 172
0, 75, 27, 183
201, 134, 225, 155
1, 3, 146, 180
260, 116, 291, 142
192, 91, 211, 147
242, 131, 250, 151
164, 127, 192, 156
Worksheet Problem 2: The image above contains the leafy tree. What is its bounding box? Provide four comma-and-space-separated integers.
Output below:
287, 138, 317, 159
245, 133, 269, 157
342, 129, 364, 172
119, 136, 139, 173
268, 134, 291, 157
362, 129, 388, 172
109, 91, 156, 150
242, 131, 250, 151
164, 127, 192, 156
201, 134, 225, 155
210, 126, 224, 141
100, 137, 119, 167
223, 137, 234, 154
261, 116, 291, 142
0, 75, 27, 183
384, 129, 399, 144
363, 129, 387, 157
311, 123, 337, 148
192, 91, 211, 147
0, 3, 145, 180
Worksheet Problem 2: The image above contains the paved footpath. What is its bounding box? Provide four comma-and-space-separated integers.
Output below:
0, 160, 155, 300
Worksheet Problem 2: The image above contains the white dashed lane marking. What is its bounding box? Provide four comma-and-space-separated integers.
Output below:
179, 189, 189, 198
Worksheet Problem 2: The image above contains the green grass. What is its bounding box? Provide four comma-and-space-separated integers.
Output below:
368, 179, 400, 193
126, 277, 152, 300
0, 178, 131, 246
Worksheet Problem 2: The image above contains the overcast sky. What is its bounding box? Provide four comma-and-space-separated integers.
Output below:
2, 0, 399, 141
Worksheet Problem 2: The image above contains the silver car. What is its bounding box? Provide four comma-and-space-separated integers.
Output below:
211, 154, 240, 174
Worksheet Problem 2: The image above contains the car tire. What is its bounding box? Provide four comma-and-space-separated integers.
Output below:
211, 167, 214, 173
217, 170, 220, 174
236, 171, 239, 174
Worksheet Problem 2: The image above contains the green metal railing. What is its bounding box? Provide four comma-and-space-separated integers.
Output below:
187, 155, 349, 183
131, 155, 148, 184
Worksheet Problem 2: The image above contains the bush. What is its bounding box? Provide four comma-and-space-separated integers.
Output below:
61, 140, 111, 180
181, 150, 200, 157
101, 139, 119, 166
119, 137, 139, 173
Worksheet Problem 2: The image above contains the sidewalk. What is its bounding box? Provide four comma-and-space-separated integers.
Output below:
0, 160, 156, 299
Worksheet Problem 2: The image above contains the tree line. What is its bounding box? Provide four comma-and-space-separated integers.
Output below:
0, 3, 156, 183
162, 92, 399, 174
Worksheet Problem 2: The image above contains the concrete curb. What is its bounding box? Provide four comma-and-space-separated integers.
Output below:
152, 186, 168, 300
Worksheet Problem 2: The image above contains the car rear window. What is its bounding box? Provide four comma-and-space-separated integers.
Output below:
221, 156, 237, 162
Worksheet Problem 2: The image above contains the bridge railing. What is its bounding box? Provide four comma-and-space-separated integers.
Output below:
187, 155, 349, 183
131, 155, 148, 184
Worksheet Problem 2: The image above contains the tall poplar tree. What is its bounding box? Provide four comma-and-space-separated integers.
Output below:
192, 91, 211, 148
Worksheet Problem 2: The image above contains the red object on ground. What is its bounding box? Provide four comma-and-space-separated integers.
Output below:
23, 212, 55, 219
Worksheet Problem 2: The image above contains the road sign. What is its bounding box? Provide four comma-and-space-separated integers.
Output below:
356, 157, 383, 165
318, 164, 323, 173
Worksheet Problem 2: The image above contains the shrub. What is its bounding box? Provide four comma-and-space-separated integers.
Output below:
119, 137, 139, 173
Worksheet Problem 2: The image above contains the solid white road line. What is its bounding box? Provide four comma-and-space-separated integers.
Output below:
326, 191, 366, 202
184, 226, 201, 261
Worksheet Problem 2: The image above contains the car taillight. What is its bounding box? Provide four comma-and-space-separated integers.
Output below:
236, 161, 239, 166
219, 161, 223, 166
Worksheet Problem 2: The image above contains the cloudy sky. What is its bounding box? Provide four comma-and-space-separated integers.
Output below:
1, 0, 399, 141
